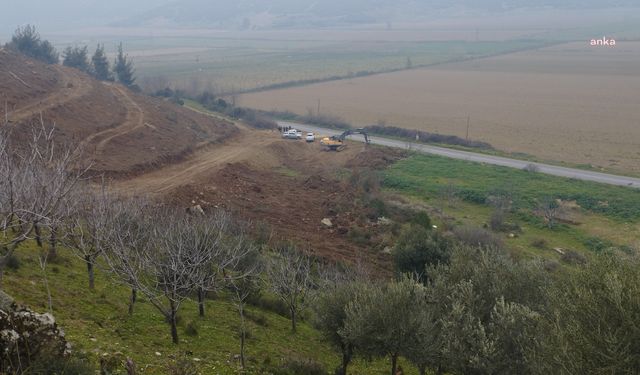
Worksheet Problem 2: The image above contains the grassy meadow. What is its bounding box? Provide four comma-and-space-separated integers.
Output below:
382, 153, 640, 260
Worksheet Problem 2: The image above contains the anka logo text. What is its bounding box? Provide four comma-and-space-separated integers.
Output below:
590, 36, 616, 47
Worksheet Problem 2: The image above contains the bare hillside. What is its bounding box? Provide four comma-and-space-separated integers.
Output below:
0, 48, 237, 176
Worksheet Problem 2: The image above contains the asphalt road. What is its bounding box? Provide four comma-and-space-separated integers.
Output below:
278, 121, 640, 189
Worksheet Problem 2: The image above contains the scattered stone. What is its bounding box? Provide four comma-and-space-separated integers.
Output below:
321, 218, 333, 228
187, 205, 205, 216
554, 248, 566, 255
377, 216, 392, 225
382, 246, 393, 255
0, 290, 14, 312
155, 352, 162, 356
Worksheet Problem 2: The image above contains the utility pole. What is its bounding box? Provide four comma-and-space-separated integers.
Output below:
466, 115, 471, 140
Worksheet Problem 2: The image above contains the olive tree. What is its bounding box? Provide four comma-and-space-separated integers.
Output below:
341, 277, 431, 375
313, 279, 361, 375
427, 246, 549, 375
537, 254, 640, 374
393, 225, 451, 282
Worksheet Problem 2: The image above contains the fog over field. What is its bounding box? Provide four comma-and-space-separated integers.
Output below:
2, 0, 640, 33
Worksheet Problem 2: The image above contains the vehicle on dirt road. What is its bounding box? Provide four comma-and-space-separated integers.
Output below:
306, 132, 315, 142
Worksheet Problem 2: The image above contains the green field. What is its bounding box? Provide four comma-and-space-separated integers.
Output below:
382, 153, 640, 259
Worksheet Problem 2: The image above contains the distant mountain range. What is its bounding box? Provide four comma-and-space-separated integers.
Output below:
116, 0, 640, 29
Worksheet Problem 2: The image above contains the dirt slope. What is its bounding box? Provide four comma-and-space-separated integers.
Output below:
0, 48, 237, 175
118, 130, 404, 271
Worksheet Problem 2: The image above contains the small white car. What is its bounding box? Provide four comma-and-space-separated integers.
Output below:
282, 130, 299, 139
305, 132, 315, 142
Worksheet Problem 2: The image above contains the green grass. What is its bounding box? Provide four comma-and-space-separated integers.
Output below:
384, 154, 640, 222
2, 244, 415, 374
382, 153, 640, 261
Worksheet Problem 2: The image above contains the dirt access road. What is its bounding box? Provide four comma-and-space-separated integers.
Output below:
6, 64, 92, 124
115, 124, 280, 195
80, 83, 148, 153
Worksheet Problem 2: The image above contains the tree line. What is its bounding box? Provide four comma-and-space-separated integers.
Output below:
5, 25, 136, 87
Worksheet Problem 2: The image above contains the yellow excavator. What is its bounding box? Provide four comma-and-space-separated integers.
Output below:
320, 128, 371, 151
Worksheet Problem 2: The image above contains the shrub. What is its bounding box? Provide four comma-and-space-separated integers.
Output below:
299, 113, 351, 130
28, 353, 95, 375
453, 225, 504, 249
246, 293, 289, 318
561, 250, 588, 265
583, 237, 615, 253
348, 226, 371, 246
5, 254, 20, 270
269, 356, 326, 375
184, 319, 198, 337
167, 357, 198, 375
363, 124, 493, 149
531, 238, 548, 249
457, 189, 486, 204
245, 116, 278, 130
245, 310, 269, 327
409, 211, 431, 229
367, 198, 388, 220
490, 209, 505, 231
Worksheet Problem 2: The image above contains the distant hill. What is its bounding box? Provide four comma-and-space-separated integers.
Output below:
117, 0, 640, 29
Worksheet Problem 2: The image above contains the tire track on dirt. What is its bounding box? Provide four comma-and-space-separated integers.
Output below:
115, 127, 277, 195
8, 66, 92, 123
80, 83, 146, 153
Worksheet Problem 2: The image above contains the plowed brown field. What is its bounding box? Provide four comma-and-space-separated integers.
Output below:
238, 42, 640, 174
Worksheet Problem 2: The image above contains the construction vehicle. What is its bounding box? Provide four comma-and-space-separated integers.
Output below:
320, 128, 371, 151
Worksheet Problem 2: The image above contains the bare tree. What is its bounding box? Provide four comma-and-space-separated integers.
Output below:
226, 240, 262, 369
104, 207, 238, 344
102, 198, 150, 315
64, 183, 114, 290
267, 245, 315, 333
0, 122, 88, 284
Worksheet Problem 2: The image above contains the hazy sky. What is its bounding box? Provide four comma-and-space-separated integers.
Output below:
0, 0, 173, 34
1, 0, 639, 37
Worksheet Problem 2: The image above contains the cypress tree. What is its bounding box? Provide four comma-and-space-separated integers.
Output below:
91, 44, 112, 81
113, 43, 136, 87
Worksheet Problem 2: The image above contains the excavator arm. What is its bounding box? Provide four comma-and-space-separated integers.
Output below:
321, 128, 370, 151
